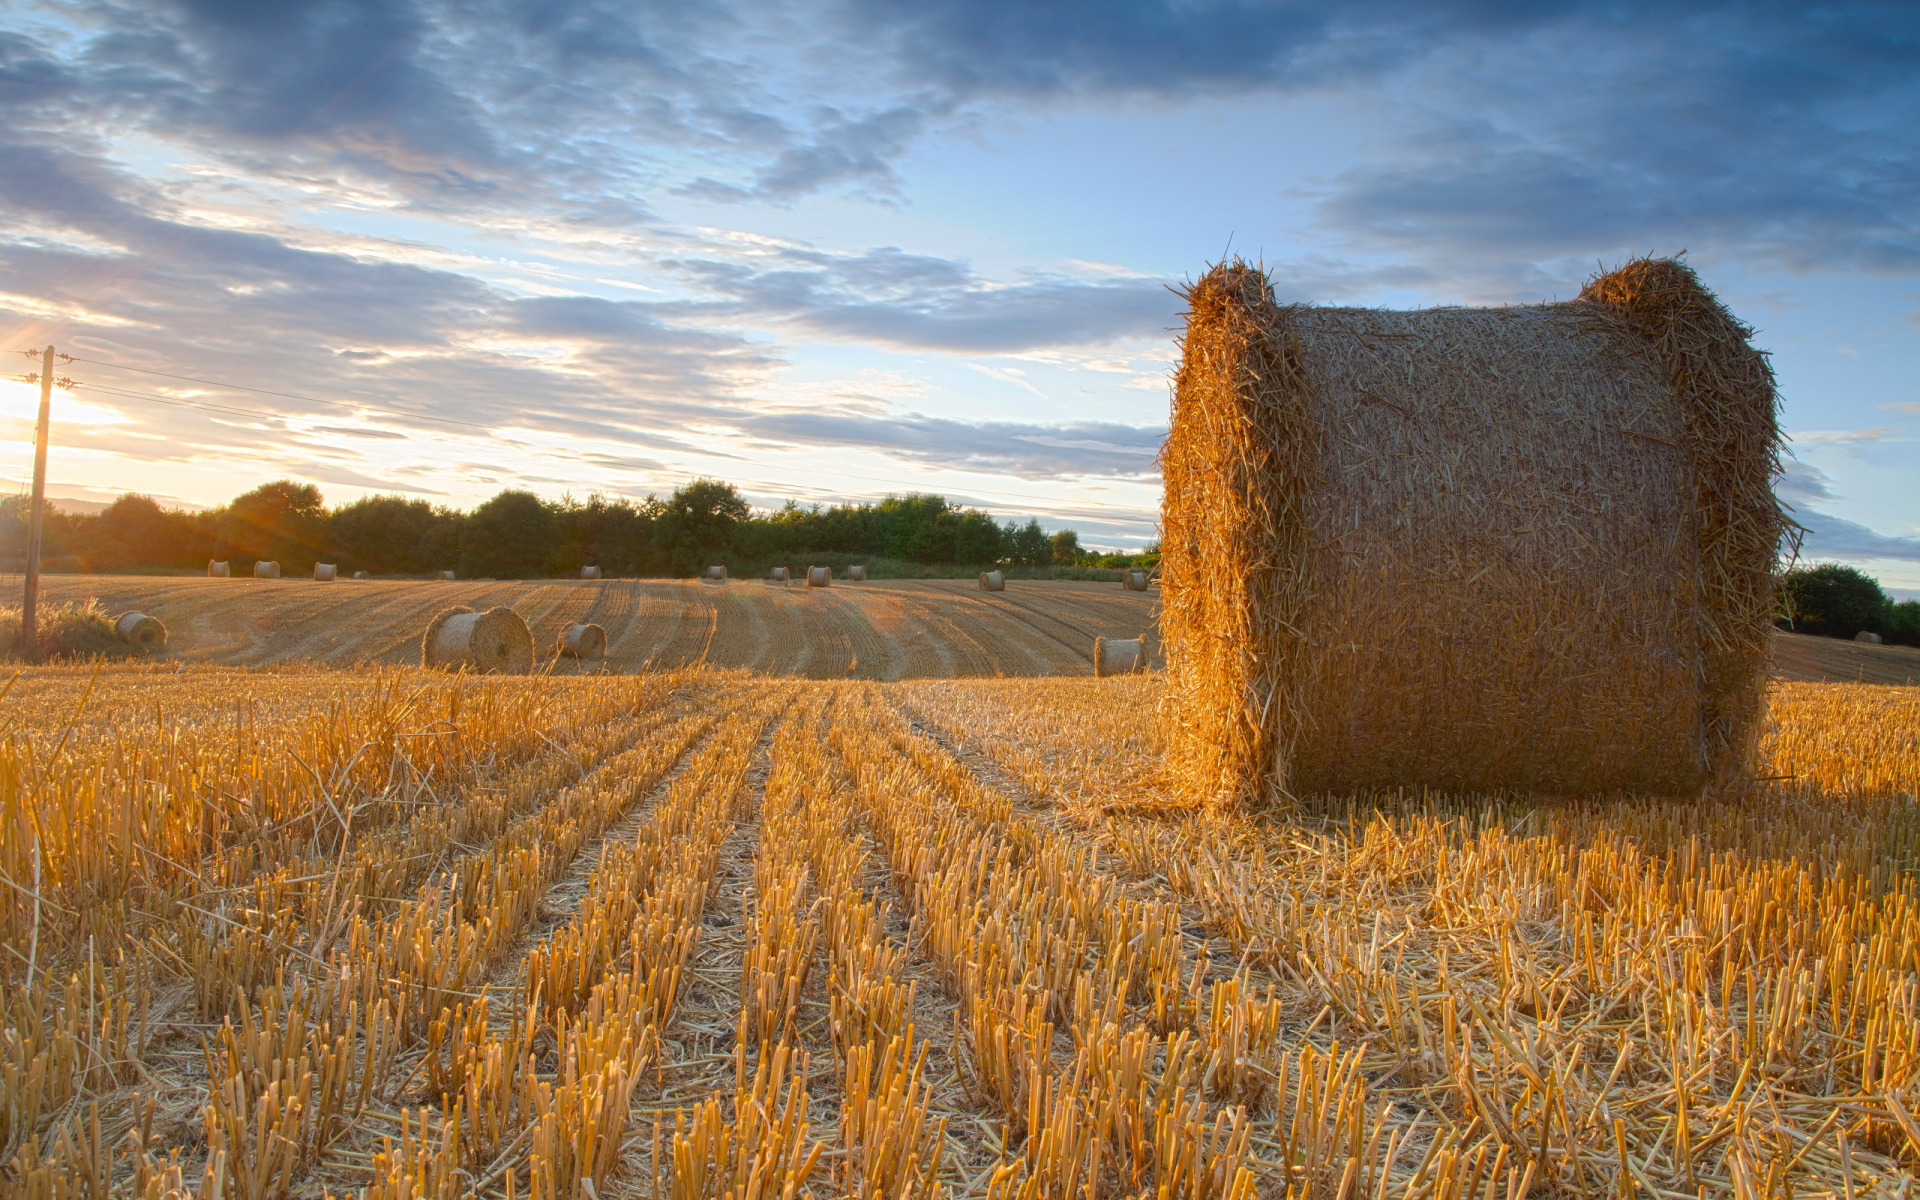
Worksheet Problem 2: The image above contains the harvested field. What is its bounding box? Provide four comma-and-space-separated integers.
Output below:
0, 664, 1915, 1200
24, 575, 1161, 677
1774, 629, 1920, 686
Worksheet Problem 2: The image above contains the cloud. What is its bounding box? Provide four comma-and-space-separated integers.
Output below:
1790, 427, 1906, 446
737, 409, 1164, 478
1795, 507, 1920, 563
671, 246, 1177, 351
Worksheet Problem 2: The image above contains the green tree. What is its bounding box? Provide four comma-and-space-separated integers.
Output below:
1779, 563, 1890, 640
459, 490, 558, 578
656, 479, 749, 574
1049, 529, 1082, 566
1009, 519, 1050, 567
329, 495, 461, 574
953, 510, 1006, 565
1888, 599, 1920, 648
223, 480, 326, 572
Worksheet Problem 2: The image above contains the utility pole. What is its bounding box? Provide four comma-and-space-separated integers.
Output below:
21, 345, 52, 657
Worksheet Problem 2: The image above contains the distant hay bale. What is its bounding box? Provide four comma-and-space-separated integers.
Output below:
561, 622, 607, 659
422, 606, 533, 674
114, 611, 167, 650
353, 571, 370, 580
436, 570, 456, 581
848, 565, 867, 581
770, 566, 791, 582
979, 570, 1005, 592
253, 560, 281, 579
1857, 631, 1884, 645
313, 563, 336, 581
807, 566, 831, 588
706, 565, 727, 583
1123, 570, 1150, 591
1093, 635, 1148, 678
1160, 256, 1788, 807
581, 565, 601, 580
207, 560, 230, 577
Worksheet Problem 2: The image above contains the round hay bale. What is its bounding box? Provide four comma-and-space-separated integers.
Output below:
313, 563, 337, 581
114, 611, 167, 650
436, 570, 456, 581
848, 565, 867, 582
1123, 570, 1150, 591
253, 560, 281, 579
207, 560, 230, 578
1093, 635, 1147, 678
581, 565, 601, 580
807, 566, 831, 588
422, 606, 532, 674
352, 570, 370, 580
1857, 630, 1884, 645
1159, 256, 1789, 806
770, 566, 791, 582
978, 570, 1005, 592
706, 564, 727, 583
561, 622, 607, 659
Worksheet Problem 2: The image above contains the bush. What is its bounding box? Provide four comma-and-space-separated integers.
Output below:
1779, 564, 1890, 640
0, 600, 146, 661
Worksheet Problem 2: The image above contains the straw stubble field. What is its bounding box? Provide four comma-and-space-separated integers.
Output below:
25, 577, 1162, 678
0, 662, 1917, 1200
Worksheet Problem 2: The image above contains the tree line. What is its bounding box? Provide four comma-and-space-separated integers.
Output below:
1778, 563, 1920, 646
0, 479, 1155, 578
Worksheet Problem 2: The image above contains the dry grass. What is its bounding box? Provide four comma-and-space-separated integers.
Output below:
0, 664, 1913, 1199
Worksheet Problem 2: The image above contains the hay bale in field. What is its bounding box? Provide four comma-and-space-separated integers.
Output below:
1857, 631, 1884, 645
313, 563, 336, 581
1124, 570, 1150, 592
770, 566, 791, 582
207, 560, 230, 578
436, 570, 456, 581
1093, 635, 1148, 678
848, 565, 867, 581
706, 565, 727, 583
807, 566, 831, 588
422, 606, 533, 674
979, 570, 1005, 592
560, 622, 607, 659
253, 560, 281, 579
114, 611, 167, 650
352, 571, 370, 580
1159, 256, 1788, 806
581, 565, 601, 580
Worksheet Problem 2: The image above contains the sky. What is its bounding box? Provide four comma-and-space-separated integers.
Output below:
0, 0, 1915, 588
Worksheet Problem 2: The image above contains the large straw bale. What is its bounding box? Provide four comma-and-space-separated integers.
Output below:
436, 570, 456, 581
207, 560, 230, 578
848, 565, 867, 581
1123, 570, 1150, 592
253, 560, 281, 579
1857, 631, 1884, 645
581, 565, 601, 580
561, 622, 607, 659
114, 611, 167, 649
352, 571, 370, 580
807, 566, 831, 588
422, 606, 533, 674
1159, 256, 1788, 807
979, 570, 1005, 592
770, 566, 791, 582
706, 565, 727, 583
313, 563, 336, 581
1093, 635, 1148, 678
